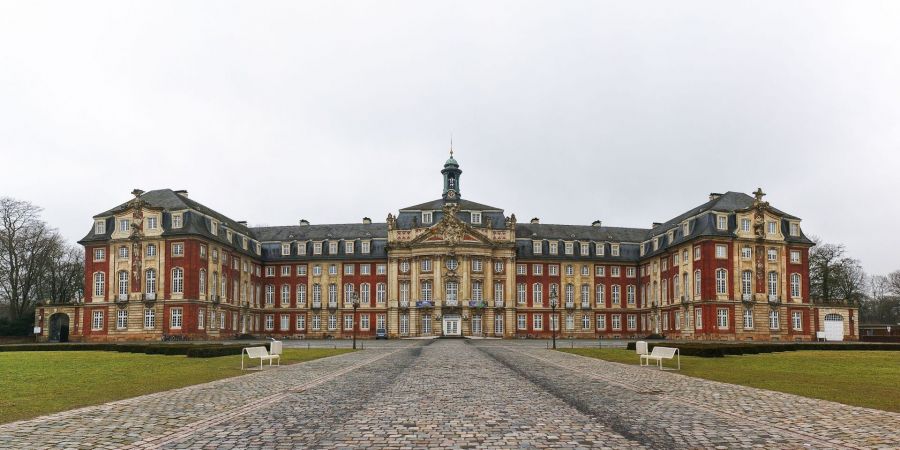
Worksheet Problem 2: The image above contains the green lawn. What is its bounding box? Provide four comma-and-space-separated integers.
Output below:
0, 348, 352, 424
561, 348, 900, 413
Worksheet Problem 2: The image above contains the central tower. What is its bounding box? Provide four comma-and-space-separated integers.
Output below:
441, 150, 462, 202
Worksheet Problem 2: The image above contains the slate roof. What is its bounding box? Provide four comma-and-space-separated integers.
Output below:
94, 189, 252, 235
251, 223, 388, 241
515, 223, 649, 243
399, 198, 503, 211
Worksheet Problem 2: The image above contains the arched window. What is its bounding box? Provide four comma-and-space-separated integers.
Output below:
742, 270, 752, 296
118, 270, 129, 296
694, 270, 701, 297
145, 269, 156, 294
791, 273, 801, 298
171, 267, 184, 294
296, 284, 307, 304
344, 283, 354, 303
361, 283, 371, 303
93, 272, 105, 297
715, 269, 727, 295
768, 271, 779, 297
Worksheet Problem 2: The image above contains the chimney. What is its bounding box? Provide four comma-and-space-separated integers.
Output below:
709, 192, 722, 201
652, 222, 662, 228
362, 217, 372, 224
174, 189, 188, 198
530, 217, 540, 224
237, 221, 248, 226
299, 219, 310, 226
592, 220, 602, 227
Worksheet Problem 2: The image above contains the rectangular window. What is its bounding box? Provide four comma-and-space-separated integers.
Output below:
717, 215, 727, 230
611, 244, 620, 257
694, 247, 701, 260
580, 243, 590, 255
345, 241, 354, 254
768, 248, 778, 262
281, 243, 290, 256
595, 266, 605, 277
344, 314, 353, 330
471, 212, 481, 224
792, 311, 802, 330
265, 314, 274, 330
399, 314, 409, 335
296, 314, 306, 330
360, 314, 370, 330
626, 267, 636, 278
516, 264, 526, 275
770, 310, 780, 329
564, 242, 573, 255
119, 218, 130, 233
741, 218, 751, 232
146, 216, 158, 230
344, 264, 354, 275
627, 314, 636, 330
472, 259, 483, 272
313, 242, 322, 255
596, 314, 607, 330
376, 264, 386, 275
280, 314, 289, 331
767, 221, 777, 234
144, 309, 155, 329
280, 266, 290, 276
361, 241, 371, 254
422, 211, 432, 224
376, 314, 386, 330
266, 266, 275, 277
93, 248, 105, 261
533, 241, 542, 254
611, 314, 621, 330
172, 243, 184, 256
532, 264, 543, 276
171, 307, 183, 329
548, 265, 559, 276
329, 264, 337, 275
596, 242, 605, 256
743, 308, 754, 329
172, 214, 182, 228
198, 308, 205, 329
95, 220, 106, 234
297, 265, 307, 276
116, 309, 128, 329
742, 246, 752, 259
533, 314, 543, 330
610, 266, 620, 277
549, 242, 558, 255
92, 310, 104, 330
328, 242, 338, 255
715, 244, 727, 259
695, 309, 702, 330
790, 223, 799, 236
313, 265, 322, 276
717, 308, 728, 329
328, 314, 337, 331
360, 264, 371, 275
790, 250, 801, 264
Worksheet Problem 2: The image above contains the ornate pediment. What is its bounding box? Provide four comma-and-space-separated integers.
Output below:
408, 202, 494, 247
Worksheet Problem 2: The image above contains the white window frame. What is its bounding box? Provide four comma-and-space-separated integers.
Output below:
471, 212, 481, 224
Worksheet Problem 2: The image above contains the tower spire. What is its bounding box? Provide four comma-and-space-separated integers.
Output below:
450, 134, 453, 157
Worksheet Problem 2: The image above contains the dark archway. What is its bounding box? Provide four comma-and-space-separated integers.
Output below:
49, 313, 70, 342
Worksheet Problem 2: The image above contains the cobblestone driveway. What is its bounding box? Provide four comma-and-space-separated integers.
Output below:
1, 340, 896, 449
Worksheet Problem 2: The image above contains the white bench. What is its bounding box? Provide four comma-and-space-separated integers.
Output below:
241, 346, 280, 370
640, 346, 680, 370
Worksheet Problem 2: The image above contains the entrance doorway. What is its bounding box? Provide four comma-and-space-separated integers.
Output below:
824, 314, 844, 341
443, 314, 461, 336
471, 315, 482, 336
49, 313, 70, 342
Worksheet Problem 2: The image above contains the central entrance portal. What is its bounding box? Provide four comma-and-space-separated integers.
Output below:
443, 314, 461, 336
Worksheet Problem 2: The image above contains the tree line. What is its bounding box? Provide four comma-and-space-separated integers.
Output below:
0, 198, 83, 334
809, 238, 899, 324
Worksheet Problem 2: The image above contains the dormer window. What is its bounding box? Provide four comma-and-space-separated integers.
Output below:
328, 241, 338, 255
667, 230, 674, 243
716, 215, 728, 231
741, 218, 751, 232
789, 223, 799, 237
313, 242, 322, 255
298, 242, 307, 255
596, 242, 605, 256
653, 238, 659, 251
564, 242, 573, 255
471, 212, 482, 224
95, 220, 106, 235
345, 241, 354, 254
533, 241, 542, 255
281, 243, 291, 256
611, 244, 620, 257
255, 243, 261, 255
225, 230, 232, 241
549, 242, 558, 255
422, 211, 433, 224
580, 243, 589, 255
361, 241, 370, 254
767, 221, 777, 235
682, 222, 689, 236
211, 220, 218, 235
172, 214, 183, 229
119, 219, 130, 233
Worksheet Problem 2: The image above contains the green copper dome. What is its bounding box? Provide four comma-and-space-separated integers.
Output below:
444, 156, 459, 167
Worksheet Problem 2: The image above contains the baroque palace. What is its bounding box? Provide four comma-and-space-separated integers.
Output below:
37, 155, 857, 342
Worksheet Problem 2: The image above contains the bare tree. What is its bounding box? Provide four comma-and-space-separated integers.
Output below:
887, 270, 900, 296
36, 244, 84, 305
808, 237, 845, 303
832, 258, 866, 305
0, 198, 67, 320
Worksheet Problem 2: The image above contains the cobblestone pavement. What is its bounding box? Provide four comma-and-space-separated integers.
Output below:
1, 340, 897, 449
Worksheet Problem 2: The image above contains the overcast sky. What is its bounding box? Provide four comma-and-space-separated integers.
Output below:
1, 1, 898, 275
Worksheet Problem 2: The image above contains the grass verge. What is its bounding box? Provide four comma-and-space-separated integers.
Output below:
561, 348, 900, 413
0, 348, 352, 424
